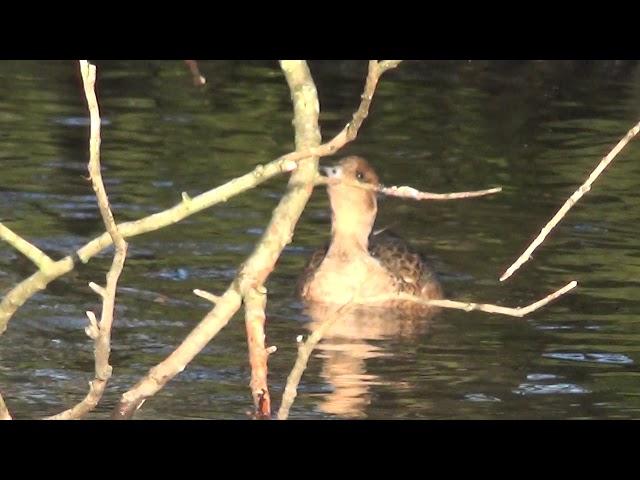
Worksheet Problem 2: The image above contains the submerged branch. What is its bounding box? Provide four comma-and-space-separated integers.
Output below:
500, 119, 640, 282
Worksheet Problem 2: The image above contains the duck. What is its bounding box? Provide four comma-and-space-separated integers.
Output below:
299, 155, 443, 308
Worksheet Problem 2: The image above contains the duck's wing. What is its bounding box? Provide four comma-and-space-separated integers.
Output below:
297, 244, 329, 297
369, 231, 441, 296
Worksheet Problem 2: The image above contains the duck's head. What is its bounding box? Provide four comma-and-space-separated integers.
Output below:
322, 156, 380, 246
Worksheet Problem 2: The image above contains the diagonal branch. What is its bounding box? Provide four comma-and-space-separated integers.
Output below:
499, 119, 640, 282
0, 222, 54, 271
45, 61, 128, 420
277, 309, 344, 420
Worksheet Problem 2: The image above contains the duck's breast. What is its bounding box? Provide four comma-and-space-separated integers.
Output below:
302, 252, 396, 305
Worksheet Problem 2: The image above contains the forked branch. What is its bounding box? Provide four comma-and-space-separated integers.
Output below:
45, 61, 128, 420
0, 61, 402, 337
111, 59, 325, 419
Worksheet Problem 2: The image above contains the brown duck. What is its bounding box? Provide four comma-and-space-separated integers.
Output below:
299, 156, 443, 307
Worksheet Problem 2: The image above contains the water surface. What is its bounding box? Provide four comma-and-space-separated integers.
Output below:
1, 60, 639, 419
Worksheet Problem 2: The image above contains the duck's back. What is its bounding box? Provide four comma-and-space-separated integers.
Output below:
299, 231, 442, 300
369, 231, 442, 298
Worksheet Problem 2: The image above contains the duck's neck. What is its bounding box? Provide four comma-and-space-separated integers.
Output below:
328, 228, 370, 257
326, 188, 376, 257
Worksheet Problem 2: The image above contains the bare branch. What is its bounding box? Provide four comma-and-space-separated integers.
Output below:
193, 289, 222, 304
1, 60, 399, 336
88, 282, 106, 298
316, 176, 502, 200
277, 309, 343, 420
380, 185, 501, 201
273, 60, 403, 164
45, 60, 128, 420
0, 59, 400, 417
0, 155, 298, 335
0, 222, 54, 271
0, 391, 11, 420
379, 60, 403, 71
244, 286, 271, 418
360, 281, 577, 318
500, 119, 640, 282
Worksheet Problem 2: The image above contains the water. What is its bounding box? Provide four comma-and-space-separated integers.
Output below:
1, 60, 640, 419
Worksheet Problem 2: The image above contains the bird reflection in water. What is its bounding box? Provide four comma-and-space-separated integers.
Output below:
279, 303, 439, 419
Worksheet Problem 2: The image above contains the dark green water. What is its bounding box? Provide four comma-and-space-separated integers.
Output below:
1, 60, 639, 419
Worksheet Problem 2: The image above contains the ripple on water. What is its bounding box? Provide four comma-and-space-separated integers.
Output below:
464, 393, 502, 402
543, 352, 635, 365
148, 266, 237, 281
513, 383, 590, 395
526, 373, 559, 381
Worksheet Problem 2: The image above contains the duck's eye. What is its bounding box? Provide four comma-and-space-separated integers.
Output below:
356, 170, 364, 181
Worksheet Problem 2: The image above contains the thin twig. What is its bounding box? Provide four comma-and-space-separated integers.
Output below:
316, 176, 502, 200
193, 289, 221, 304
45, 61, 128, 420
0, 391, 11, 420
360, 281, 578, 318
380, 185, 501, 200
272, 60, 403, 166
500, 119, 640, 282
